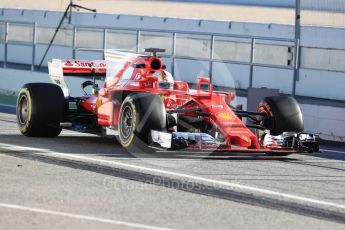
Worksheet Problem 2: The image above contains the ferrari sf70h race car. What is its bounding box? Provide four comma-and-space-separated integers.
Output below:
16, 48, 319, 156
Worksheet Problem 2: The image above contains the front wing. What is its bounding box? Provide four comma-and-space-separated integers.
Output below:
151, 130, 319, 154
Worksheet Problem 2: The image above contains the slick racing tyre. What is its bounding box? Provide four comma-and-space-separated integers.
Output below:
118, 93, 166, 153
257, 96, 303, 136
16, 83, 65, 137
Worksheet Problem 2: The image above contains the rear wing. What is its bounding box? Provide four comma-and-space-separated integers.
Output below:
48, 50, 139, 97
60, 59, 107, 76
48, 59, 107, 97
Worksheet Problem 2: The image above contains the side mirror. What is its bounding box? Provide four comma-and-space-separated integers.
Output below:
196, 77, 213, 98
225, 92, 236, 105
98, 88, 107, 97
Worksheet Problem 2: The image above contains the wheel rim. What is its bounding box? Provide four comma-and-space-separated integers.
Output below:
18, 94, 29, 125
120, 104, 134, 140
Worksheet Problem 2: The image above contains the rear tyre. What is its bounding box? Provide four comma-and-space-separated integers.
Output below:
118, 93, 166, 153
257, 96, 303, 136
16, 83, 65, 137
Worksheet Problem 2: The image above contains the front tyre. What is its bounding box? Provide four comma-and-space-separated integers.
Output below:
257, 96, 304, 136
16, 83, 65, 137
118, 93, 166, 152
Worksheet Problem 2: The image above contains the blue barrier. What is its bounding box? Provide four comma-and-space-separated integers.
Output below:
163, 0, 345, 12
170, 0, 294, 8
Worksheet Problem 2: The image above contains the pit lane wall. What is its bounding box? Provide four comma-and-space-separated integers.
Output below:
1, 68, 345, 142
1, 9, 345, 101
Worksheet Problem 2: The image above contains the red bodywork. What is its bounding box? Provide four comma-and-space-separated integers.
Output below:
60, 54, 297, 154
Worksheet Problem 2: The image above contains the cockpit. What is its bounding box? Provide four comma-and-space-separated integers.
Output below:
151, 70, 174, 89
102, 49, 179, 91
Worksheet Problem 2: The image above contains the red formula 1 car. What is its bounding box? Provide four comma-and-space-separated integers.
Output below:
16, 48, 319, 155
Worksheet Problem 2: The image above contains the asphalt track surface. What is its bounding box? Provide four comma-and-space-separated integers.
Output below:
1, 107, 345, 229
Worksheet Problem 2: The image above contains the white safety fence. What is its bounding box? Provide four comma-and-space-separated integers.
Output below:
0, 7, 344, 102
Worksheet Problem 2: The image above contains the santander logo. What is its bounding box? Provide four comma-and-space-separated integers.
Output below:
63, 60, 106, 68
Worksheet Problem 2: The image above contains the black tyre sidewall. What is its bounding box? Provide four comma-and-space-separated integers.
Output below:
259, 96, 304, 136
16, 83, 65, 137
118, 97, 137, 148
118, 93, 166, 152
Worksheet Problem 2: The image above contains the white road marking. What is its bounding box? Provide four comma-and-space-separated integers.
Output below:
1, 142, 345, 211
0, 203, 173, 230
321, 149, 345, 154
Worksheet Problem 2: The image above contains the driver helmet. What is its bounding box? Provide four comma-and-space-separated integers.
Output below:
154, 70, 174, 89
